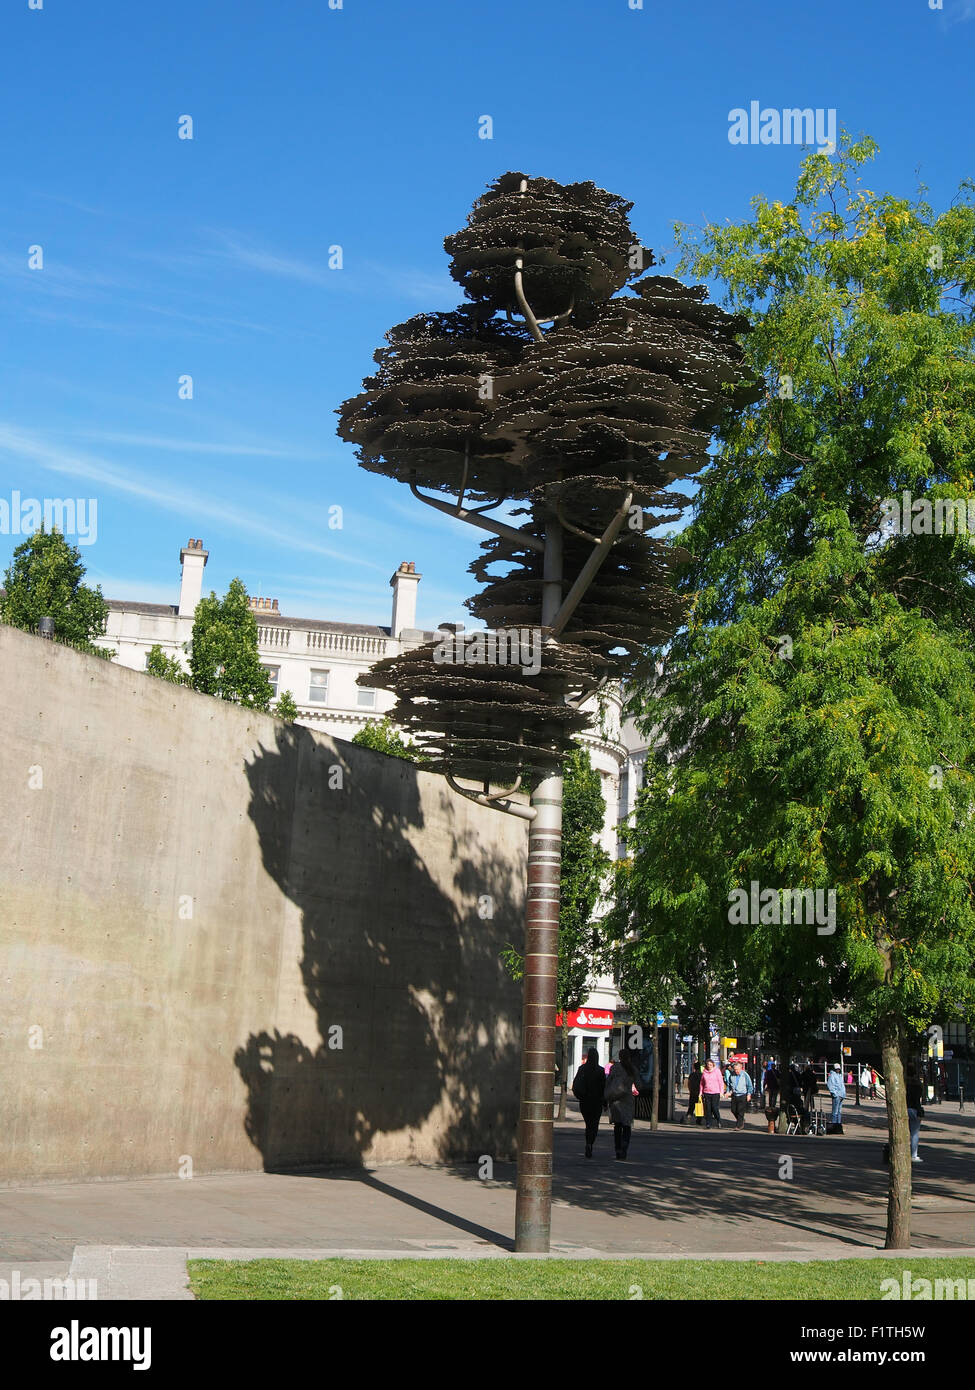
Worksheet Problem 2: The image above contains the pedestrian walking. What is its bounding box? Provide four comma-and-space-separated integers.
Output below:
764, 1059, 780, 1110
700, 1058, 725, 1129
800, 1059, 818, 1111
827, 1063, 846, 1125
571, 1046, 607, 1159
685, 1061, 703, 1125
605, 1049, 641, 1161
869, 1066, 878, 1099
785, 1063, 809, 1130
727, 1061, 753, 1129
905, 1064, 924, 1163
859, 1065, 871, 1101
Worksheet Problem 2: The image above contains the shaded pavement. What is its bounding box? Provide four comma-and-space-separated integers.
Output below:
1, 1096, 972, 1297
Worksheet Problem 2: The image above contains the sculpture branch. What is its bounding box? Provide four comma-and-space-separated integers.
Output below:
536, 295, 575, 328
514, 257, 545, 343
445, 771, 536, 821
555, 496, 601, 544
409, 476, 545, 551
549, 487, 635, 637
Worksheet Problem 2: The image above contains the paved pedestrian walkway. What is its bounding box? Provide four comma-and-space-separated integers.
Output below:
1, 1095, 971, 1298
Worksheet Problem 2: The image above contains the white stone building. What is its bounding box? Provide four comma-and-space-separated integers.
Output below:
96, 540, 433, 739
95, 536, 652, 1067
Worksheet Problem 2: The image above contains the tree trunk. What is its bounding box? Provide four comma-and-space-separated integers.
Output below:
557, 1017, 569, 1120
880, 1015, 912, 1249
698, 1012, 710, 1065
649, 1022, 660, 1130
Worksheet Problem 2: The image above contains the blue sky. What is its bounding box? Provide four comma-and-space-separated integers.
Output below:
2, 0, 972, 630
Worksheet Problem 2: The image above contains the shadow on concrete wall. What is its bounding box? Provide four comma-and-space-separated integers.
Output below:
234, 723, 524, 1171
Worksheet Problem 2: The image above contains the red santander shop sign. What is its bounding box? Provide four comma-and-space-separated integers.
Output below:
555, 1008, 615, 1030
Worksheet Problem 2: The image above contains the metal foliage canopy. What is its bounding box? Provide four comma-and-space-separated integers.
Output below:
337, 171, 759, 789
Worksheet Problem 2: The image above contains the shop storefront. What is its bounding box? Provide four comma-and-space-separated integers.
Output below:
555, 1007, 615, 1075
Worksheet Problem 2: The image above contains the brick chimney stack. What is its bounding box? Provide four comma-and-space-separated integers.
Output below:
249, 597, 280, 614
389, 560, 421, 638
178, 538, 208, 617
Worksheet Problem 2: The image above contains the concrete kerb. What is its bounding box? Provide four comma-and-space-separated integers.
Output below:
62, 1244, 975, 1301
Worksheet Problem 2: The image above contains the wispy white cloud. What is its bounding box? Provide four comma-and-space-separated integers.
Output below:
2, 228, 456, 335
211, 235, 343, 288
207, 232, 455, 304
21, 299, 277, 342
0, 423, 385, 569
34, 192, 111, 217
363, 259, 457, 305
0, 252, 135, 301
60, 428, 331, 462
131, 300, 276, 334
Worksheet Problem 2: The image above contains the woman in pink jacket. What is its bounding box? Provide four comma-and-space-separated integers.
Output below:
699, 1058, 726, 1129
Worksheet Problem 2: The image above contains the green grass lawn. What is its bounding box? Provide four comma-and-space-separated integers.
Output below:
187, 1256, 975, 1301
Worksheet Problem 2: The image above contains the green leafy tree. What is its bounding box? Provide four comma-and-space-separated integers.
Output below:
188, 578, 274, 711
1, 527, 109, 656
145, 644, 187, 685
503, 747, 610, 1118
624, 135, 975, 1246
273, 690, 299, 721
606, 835, 744, 1063
351, 717, 425, 762
605, 854, 743, 1124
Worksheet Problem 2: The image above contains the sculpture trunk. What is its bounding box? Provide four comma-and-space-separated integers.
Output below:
514, 516, 564, 1253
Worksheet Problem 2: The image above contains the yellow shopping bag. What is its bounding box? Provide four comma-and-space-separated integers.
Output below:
694, 1100, 704, 1117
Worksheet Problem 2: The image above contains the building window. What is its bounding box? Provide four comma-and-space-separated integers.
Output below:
262, 664, 280, 698
356, 687, 376, 709
309, 669, 329, 704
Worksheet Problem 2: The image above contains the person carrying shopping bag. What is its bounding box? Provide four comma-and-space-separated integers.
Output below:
699, 1058, 725, 1129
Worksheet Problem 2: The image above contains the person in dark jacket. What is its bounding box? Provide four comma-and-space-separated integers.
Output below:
800, 1060, 818, 1111
605, 1049, 641, 1159
571, 1047, 607, 1158
786, 1063, 810, 1131
685, 1061, 703, 1125
764, 1060, 780, 1110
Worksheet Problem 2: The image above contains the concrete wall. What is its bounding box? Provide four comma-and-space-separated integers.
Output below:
0, 624, 526, 1182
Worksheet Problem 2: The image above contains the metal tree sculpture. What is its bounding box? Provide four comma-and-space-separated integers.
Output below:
338, 172, 759, 1251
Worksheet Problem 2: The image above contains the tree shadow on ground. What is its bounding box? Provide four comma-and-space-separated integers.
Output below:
395, 1104, 975, 1251
545, 1106, 975, 1243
